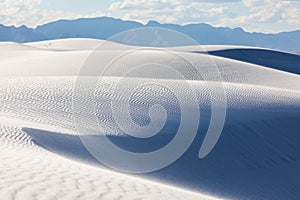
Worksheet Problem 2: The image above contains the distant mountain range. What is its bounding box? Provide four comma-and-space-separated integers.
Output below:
0, 17, 299, 52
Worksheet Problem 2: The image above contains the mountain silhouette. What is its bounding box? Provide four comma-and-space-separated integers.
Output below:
0, 17, 299, 52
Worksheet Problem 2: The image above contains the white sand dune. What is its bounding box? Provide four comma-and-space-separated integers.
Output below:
0, 39, 299, 200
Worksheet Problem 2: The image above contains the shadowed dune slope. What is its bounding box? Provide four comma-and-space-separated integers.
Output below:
207, 48, 300, 75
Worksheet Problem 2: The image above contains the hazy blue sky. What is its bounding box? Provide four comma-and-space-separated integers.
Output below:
0, 0, 299, 33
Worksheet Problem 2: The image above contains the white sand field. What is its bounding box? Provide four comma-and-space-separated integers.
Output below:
0, 39, 299, 200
